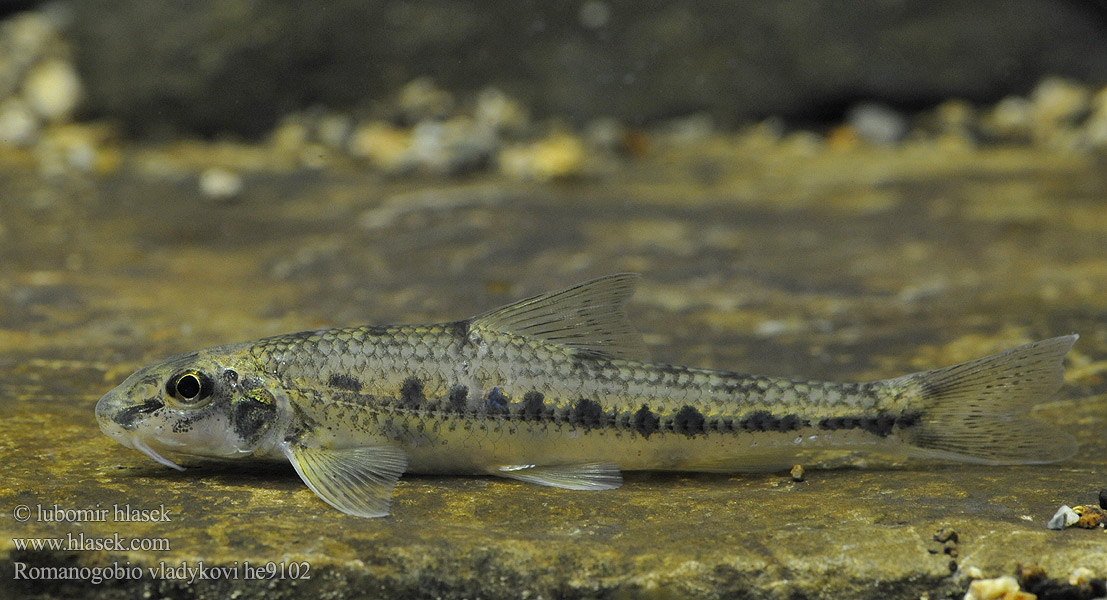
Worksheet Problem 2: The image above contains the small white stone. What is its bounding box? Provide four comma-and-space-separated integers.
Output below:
397, 77, 453, 121
474, 87, 528, 133
848, 102, 907, 145
1047, 504, 1079, 530
1069, 566, 1095, 586
0, 98, 39, 146
985, 96, 1032, 139
198, 167, 243, 200
23, 58, 83, 122
1031, 77, 1090, 126
316, 113, 352, 149
963, 575, 1019, 600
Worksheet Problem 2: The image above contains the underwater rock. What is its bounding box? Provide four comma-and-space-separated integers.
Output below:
23, 57, 82, 123
1047, 504, 1079, 530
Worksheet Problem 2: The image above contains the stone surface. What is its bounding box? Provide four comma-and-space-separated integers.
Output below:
2, 139, 1106, 599
68, 0, 1107, 137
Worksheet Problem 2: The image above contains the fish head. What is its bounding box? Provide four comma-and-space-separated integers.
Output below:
96, 346, 288, 470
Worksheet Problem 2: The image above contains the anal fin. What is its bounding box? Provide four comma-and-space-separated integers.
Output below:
282, 442, 408, 518
493, 462, 622, 490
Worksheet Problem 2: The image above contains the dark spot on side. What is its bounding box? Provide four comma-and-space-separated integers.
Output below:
736, 410, 806, 433
521, 391, 546, 420
860, 415, 897, 437
739, 410, 775, 432
233, 388, 277, 443
895, 412, 922, 429
777, 414, 805, 431
818, 411, 922, 437
399, 377, 425, 409
114, 398, 164, 429
449, 319, 471, 342
672, 405, 706, 436
328, 373, 362, 392
571, 398, 604, 429
632, 405, 660, 438
486, 387, 509, 414
447, 384, 469, 412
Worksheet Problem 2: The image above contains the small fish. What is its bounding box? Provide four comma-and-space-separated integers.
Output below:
96, 274, 1079, 517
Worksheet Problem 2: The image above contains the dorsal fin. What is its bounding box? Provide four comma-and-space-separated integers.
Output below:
471, 273, 649, 361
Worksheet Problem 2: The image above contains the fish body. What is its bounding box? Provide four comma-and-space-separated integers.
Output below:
96, 274, 1079, 517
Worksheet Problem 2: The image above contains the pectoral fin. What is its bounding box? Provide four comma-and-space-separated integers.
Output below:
493, 462, 622, 490
282, 442, 408, 518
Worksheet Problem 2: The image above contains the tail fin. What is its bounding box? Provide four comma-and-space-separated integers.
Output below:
893, 335, 1078, 465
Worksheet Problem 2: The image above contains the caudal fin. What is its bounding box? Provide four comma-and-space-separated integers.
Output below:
893, 335, 1079, 465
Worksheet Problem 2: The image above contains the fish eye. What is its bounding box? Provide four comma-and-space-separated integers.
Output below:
167, 371, 212, 405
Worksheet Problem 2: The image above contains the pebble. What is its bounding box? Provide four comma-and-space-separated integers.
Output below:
409, 116, 495, 176
498, 132, 585, 181
396, 77, 453, 123
1030, 77, 1090, 127
1073, 504, 1106, 528
198, 167, 243, 200
982, 96, 1032, 141
1084, 88, 1107, 149
316, 112, 352, 149
789, 464, 804, 482
662, 113, 716, 145
583, 117, 626, 152
34, 123, 111, 174
0, 98, 38, 146
0, 12, 56, 99
348, 120, 414, 173
268, 116, 309, 157
474, 87, 528, 134
1046, 504, 1079, 530
1068, 567, 1096, 586
963, 575, 1021, 600
1029, 78, 1090, 149
23, 57, 82, 123
847, 102, 908, 145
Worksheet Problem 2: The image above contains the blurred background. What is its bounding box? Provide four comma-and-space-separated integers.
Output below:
3, 3, 1107, 599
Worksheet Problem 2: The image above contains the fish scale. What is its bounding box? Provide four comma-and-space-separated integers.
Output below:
97, 273, 1080, 517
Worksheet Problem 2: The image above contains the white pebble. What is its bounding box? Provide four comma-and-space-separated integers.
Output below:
198, 167, 243, 200
986, 96, 1032, 139
316, 113, 352, 149
1069, 566, 1096, 586
23, 58, 83, 122
0, 98, 39, 146
475, 87, 528, 133
1031, 77, 1090, 126
963, 575, 1019, 600
397, 77, 453, 121
849, 102, 907, 145
1047, 504, 1079, 530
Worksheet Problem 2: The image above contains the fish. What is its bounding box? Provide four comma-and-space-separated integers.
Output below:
95, 273, 1079, 518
